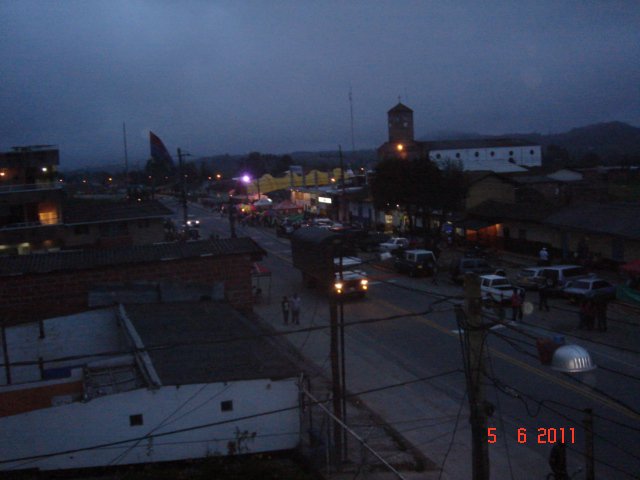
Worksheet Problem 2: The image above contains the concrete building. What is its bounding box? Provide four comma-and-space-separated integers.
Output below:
0, 147, 63, 254
0, 238, 265, 325
0, 147, 174, 254
376, 102, 542, 172
0, 302, 300, 471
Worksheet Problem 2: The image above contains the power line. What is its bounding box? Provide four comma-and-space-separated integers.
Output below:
0, 369, 461, 467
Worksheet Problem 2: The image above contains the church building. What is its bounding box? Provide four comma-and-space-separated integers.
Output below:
377, 102, 542, 173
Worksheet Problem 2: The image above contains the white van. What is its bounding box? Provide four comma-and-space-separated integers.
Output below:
541, 265, 591, 290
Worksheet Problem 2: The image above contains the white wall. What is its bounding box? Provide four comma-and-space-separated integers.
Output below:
0, 378, 300, 471
431, 145, 542, 172
1, 309, 123, 385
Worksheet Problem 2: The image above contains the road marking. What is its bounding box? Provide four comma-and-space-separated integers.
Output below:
375, 297, 640, 421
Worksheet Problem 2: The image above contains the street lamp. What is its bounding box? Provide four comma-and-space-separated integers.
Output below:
242, 174, 260, 201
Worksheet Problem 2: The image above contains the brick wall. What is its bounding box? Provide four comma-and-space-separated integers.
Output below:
0, 254, 253, 325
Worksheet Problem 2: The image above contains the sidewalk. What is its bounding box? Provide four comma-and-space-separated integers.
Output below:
249, 249, 550, 479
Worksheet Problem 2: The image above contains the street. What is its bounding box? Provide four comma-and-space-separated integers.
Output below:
167, 198, 640, 479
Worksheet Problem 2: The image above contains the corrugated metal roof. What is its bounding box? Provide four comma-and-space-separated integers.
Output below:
0, 238, 265, 276
545, 203, 640, 239
63, 198, 173, 224
124, 302, 299, 385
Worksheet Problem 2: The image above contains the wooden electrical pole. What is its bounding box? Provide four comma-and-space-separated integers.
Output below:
584, 408, 595, 480
329, 299, 343, 465
464, 273, 490, 480
177, 148, 189, 229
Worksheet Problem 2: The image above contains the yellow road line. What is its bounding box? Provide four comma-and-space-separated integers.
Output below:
374, 298, 640, 421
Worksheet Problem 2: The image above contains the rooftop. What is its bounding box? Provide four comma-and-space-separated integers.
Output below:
63, 198, 173, 225
123, 302, 299, 385
0, 237, 266, 276
545, 203, 640, 240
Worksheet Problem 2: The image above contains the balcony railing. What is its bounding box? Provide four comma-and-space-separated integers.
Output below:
0, 182, 62, 194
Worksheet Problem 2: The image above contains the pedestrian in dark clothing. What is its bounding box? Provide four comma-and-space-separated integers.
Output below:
290, 293, 301, 325
511, 289, 523, 322
596, 298, 608, 332
538, 284, 550, 311
281, 296, 290, 325
579, 299, 596, 330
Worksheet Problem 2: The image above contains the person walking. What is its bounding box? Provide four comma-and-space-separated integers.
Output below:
290, 293, 301, 325
579, 298, 596, 330
538, 283, 550, 311
539, 247, 550, 266
595, 297, 608, 332
281, 296, 290, 325
511, 289, 524, 322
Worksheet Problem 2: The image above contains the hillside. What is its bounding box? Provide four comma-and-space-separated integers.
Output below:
424, 122, 640, 165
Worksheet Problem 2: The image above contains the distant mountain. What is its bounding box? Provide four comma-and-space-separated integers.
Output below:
422, 122, 640, 165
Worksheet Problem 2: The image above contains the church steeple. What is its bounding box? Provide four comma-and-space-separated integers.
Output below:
387, 102, 414, 143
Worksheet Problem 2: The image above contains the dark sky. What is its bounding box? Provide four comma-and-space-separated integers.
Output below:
2, 1, 639, 170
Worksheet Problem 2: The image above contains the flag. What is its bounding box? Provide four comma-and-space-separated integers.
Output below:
149, 131, 173, 164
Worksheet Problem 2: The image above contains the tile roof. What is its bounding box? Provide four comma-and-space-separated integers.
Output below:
0, 238, 265, 276
388, 102, 413, 113
468, 199, 554, 223
123, 302, 299, 384
424, 138, 538, 150
63, 198, 173, 224
545, 203, 640, 239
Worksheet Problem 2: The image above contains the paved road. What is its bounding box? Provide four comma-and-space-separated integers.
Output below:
166, 199, 640, 479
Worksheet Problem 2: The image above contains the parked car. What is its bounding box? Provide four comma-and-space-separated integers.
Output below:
563, 278, 617, 302
450, 257, 495, 283
480, 274, 516, 304
394, 249, 437, 277
541, 265, 592, 292
515, 267, 548, 290
357, 232, 391, 252
379, 237, 410, 252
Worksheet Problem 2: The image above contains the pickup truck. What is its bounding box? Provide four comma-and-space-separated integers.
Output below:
333, 256, 369, 297
394, 249, 437, 277
379, 237, 409, 252
290, 227, 367, 297
479, 274, 516, 304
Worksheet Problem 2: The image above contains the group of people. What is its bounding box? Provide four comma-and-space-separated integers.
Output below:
579, 296, 609, 331
281, 293, 301, 325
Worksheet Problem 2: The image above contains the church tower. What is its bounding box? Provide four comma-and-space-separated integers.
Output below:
387, 102, 414, 144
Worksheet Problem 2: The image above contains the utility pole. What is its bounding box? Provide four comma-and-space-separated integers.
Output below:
584, 408, 595, 480
329, 299, 343, 465
177, 148, 189, 229
339, 145, 346, 223
463, 273, 490, 480
122, 122, 129, 187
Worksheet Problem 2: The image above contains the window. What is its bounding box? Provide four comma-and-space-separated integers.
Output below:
474, 152, 479, 157
455, 153, 461, 158
490, 151, 495, 157
129, 414, 143, 426
436, 153, 441, 159
221, 400, 233, 412
530, 150, 535, 155
509, 151, 514, 156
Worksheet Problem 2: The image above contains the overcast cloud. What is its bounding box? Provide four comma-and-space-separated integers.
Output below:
1, 1, 639, 169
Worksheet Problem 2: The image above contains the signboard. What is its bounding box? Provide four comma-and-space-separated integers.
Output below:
318, 196, 332, 204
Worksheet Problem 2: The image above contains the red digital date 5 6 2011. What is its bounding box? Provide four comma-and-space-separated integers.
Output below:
488, 427, 575, 444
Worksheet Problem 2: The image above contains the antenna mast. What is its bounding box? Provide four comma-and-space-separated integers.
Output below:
349, 85, 355, 153
122, 122, 129, 185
